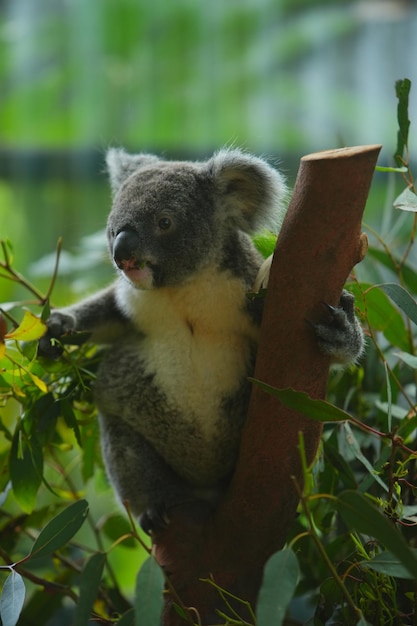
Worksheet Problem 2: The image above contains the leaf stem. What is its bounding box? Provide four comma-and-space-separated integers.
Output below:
291, 478, 362, 622
0, 240, 46, 303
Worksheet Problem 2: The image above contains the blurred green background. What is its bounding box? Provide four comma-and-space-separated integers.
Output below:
1, 0, 416, 302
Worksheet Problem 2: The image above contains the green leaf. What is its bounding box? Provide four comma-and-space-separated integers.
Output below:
256, 549, 299, 626
375, 400, 408, 420
336, 491, 417, 578
323, 439, 357, 490
366, 247, 417, 294
61, 400, 82, 447
117, 609, 135, 625
134, 557, 164, 626
249, 382, 351, 422
0, 570, 26, 626
398, 413, 417, 445
80, 423, 98, 483
28, 499, 89, 560
368, 287, 408, 349
74, 552, 106, 626
394, 78, 411, 166
352, 283, 409, 351
375, 165, 408, 173
9, 430, 43, 514
394, 351, 417, 369
361, 550, 417, 580
41, 300, 51, 322
378, 283, 417, 326
393, 187, 417, 213
253, 231, 277, 259
5, 311, 47, 342
383, 361, 392, 432
102, 514, 136, 548
316, 578, 343, 625
340, 423, 388, 493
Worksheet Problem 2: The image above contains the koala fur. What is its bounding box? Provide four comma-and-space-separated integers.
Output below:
42, 148, 363, 531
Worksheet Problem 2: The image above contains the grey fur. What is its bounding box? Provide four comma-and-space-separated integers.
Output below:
42, 148, 363, 531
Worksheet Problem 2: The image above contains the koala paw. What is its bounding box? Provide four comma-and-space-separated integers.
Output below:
312, 290, 364, 365
139, 498, 216, 535
38, 311, 76, 359
139, 504, 170, 535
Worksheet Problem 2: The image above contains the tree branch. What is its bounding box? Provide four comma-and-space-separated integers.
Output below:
153, 145, 382, 625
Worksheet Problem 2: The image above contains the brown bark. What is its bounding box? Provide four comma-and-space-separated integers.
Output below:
153, 145, 381, 625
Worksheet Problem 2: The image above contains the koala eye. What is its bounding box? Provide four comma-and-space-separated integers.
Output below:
158, 217, 172, 231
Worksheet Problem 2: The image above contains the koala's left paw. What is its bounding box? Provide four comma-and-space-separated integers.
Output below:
312, 290, 364, 365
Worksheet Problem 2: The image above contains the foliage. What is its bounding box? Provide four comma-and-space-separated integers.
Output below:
2, 78, 417, 625
0, 0, 389, 154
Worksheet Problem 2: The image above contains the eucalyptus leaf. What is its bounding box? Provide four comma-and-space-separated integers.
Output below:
10, 431, 43, 514
4, 310, 47, 342
353, 284, 409, 350
256, 549, 299, 626
360, 549, 417, 580
249, 382, 351, 422
402, 505, 417, 522
323, 439, 357, 490
117, 609, 135, 625
74, 552, 106, 626
340, 422, 388, 493
252, 230, 277, 258
393, 187, 417, 212
29, 499, 89, 560
375, 165, 408, 173
378, 282, 417, 326
375, 400, 408, 420
102, 513, 136, 548
134, 557, 164, 626
395, 351, 417, 369
394, 78, 411, 166
383, 361, 392, 431
0, 570, 26, 626
61, 400, 82, 447
366, 248, 417, 294
336, 491, 417, 578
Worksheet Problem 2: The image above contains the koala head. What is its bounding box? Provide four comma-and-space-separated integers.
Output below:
105, 148, 287, 289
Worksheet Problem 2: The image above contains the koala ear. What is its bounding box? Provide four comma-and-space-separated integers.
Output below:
207, 149, 288, 233
106, 148, 161, 195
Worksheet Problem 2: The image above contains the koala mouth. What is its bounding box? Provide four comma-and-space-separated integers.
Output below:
120, 260, 155, 289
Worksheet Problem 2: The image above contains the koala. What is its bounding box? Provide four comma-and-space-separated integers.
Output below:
41, 148, 364, 532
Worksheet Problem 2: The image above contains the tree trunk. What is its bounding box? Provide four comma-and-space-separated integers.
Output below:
153, 145, 381, 625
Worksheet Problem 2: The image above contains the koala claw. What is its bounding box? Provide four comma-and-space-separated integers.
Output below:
324, 290, 356, 322
312, 290, 364, 365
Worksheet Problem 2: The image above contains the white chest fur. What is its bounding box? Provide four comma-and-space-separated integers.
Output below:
115, 268, 259, 438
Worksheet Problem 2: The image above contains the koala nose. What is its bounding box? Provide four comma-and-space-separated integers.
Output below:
113, 230, 141, 268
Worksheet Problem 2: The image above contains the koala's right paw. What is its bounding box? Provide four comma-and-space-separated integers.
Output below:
312, 290, 364, 365
139, 504, 170, 535
139, 498, 216, 535
38, 311, 76, 359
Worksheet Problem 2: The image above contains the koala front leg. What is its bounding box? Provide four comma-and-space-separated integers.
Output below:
39, 284, 130, 357
311, 290, 364, 365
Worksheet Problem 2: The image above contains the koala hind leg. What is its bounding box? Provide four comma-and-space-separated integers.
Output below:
99, 416, 219, 534
311, 290, 364, 365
